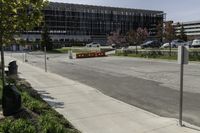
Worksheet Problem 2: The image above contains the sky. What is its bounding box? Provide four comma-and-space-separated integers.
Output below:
50, 0, 200, 23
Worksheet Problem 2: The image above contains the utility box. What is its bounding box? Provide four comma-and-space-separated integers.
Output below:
2, 85, 22, 116
178, 46, 189, 65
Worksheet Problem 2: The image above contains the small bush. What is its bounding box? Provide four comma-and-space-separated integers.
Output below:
0, 118, 12, 133
43, 110, 73, 129
0, 118, 36, 133
22, 92, 49, 114
39, 113, 67, 133
190, 51, 200, 61
140, 51, 163, 58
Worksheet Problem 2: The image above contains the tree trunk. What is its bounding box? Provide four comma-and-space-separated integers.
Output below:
0, 36, 5, 88
0, 2, 5, 89
136, 45, 138, 54
169, 41, 172, 56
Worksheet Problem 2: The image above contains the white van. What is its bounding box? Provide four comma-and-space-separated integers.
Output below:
192, 39, 200, 48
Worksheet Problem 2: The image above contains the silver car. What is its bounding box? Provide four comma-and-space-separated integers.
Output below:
86, 42, 101, 47
171, 40, 187, 47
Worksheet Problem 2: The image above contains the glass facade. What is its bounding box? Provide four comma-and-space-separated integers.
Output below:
25, 2, 164, 43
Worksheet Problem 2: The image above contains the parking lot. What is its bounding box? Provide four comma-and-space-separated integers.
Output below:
8, 52, 200, 126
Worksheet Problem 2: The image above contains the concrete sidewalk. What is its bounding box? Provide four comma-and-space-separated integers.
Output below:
5, 56, 200, 133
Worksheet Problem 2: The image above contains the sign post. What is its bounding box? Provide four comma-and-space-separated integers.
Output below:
44, 46, 47, 72
178, 46, 189, 126
68, 50, 73, 59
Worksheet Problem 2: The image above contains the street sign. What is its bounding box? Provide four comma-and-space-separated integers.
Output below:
178, 46, 189, 65
178, 45, 189, 127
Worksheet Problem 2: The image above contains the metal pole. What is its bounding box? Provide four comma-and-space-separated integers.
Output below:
25, 52, 28, 62
44, 46, 47, 72
68, 49, 73, 59
23, 53, 25, 62
179, 46, 184, 127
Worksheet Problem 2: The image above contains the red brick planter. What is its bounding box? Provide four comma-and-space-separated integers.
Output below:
76, 52, 106, 58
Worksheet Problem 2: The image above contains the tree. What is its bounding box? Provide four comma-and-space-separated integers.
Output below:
127, 30, 137, 45
156, 22, 163, 43
136, 27, 149, 44
164, 21, 176, 56
0, 0, 48, 87
178, 24, 187, 41
127, 30, 137, 52
136, 27, 149, 53
127, 28, 148, 54
41, 25, 53, 51
107, 29, 127, 48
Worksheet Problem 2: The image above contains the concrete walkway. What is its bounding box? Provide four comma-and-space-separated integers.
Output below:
5, 56, 200, 133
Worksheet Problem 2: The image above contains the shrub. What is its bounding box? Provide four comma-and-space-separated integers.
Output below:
190, 51, 200, 61
141, 51, 163, 58
43, 110, 73, 129
0, 118, 12, 133
0, 118, 36, 133
39, 113, 67, 133
21, 92, 49, 114
0, 78, 80, 133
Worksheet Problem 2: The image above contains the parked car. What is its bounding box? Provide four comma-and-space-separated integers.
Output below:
161, 40, 188, 48
186, 41, 193, 48
86, 42, 101, 47
111, 44, 117, 48
171, 39, 187, 47
111, 43, 129, 49
141, 40, 161, 49
161, 43, 170, 48
161, 42, 177, 48
192, 39, 200, 48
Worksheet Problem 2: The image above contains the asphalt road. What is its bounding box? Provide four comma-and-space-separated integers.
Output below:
8, 52, 200, 126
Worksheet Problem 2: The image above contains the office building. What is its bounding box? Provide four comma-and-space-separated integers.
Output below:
174, 21, 200, 40
21, 2, 164, 46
